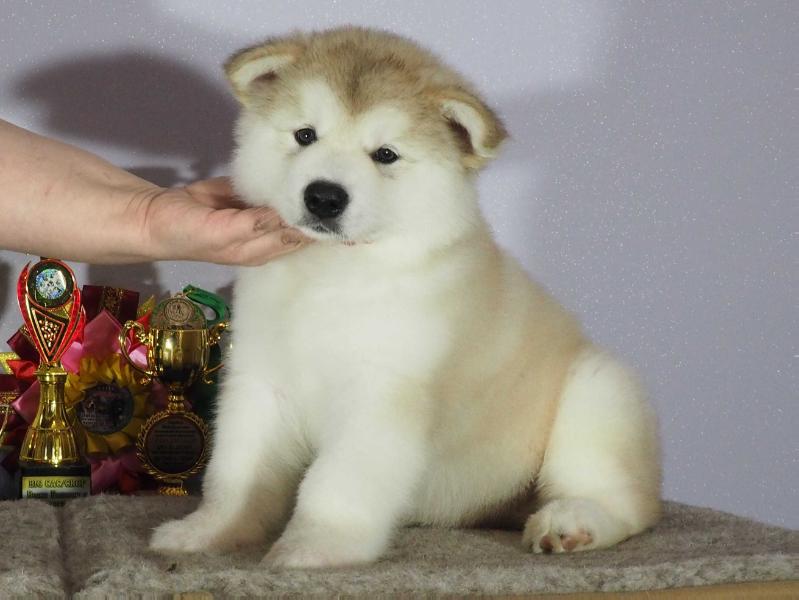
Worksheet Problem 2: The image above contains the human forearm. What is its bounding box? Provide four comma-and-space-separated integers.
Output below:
0, 119, 164, 263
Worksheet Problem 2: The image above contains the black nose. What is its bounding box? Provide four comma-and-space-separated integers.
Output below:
304, 180, 349, 219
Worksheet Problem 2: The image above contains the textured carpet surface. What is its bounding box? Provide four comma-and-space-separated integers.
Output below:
0, 496, 796, 598
0, 499, 64, 598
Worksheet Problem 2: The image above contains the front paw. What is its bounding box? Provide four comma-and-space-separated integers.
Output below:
149, 509, 253, 553
150, 517, 215, 553
263, 525, 382, 569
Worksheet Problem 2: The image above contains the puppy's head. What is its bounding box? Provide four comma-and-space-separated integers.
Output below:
226, 27, 507, 248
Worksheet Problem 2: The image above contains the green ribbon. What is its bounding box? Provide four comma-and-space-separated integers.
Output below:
182, 285, 230, 327
182, 285, 230, 427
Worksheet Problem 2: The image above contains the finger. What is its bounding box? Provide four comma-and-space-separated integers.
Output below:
185, 176, 233, 196
204, 206, 287, 233
224, 231, 311, 266
247, 208, 312, 242
204, 196, 250, 210
182, 177, 251, 210
250, 207, 286, 232
202, 207, 311, 261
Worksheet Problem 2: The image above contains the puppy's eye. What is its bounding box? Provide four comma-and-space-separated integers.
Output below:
294, 128, 317, 146
371, 146, 400, 164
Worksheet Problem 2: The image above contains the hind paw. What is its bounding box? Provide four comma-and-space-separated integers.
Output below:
522, 498, 604, 554
535, 529, 594, 553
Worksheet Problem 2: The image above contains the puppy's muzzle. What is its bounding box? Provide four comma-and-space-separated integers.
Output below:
304, 180, 349, 221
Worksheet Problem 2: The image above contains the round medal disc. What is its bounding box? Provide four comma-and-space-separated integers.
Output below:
151, 297, 205, 330
76, 383, 135, 435
141, 412, 206, 476
27, 261, 74, 308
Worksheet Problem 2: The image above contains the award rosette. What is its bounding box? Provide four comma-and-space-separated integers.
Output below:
119, 294, 227, 495
17, 259, 91, 504
65, 353, 150, 457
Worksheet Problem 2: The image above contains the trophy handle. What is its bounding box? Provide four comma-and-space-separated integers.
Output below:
118, 320, 155, 380
202, 321, 229, 384
207, 320, 228, 346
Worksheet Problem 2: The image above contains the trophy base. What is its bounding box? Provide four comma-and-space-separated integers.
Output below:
158, 482, 189, 496
20, 462, 91, 506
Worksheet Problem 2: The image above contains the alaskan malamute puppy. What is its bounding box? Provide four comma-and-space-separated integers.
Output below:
151, 27, 661, 567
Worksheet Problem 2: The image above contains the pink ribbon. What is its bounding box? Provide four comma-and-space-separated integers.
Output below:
13, 311, 148, 421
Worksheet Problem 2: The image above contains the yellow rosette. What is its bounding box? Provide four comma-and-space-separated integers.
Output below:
65, 354, 151, 457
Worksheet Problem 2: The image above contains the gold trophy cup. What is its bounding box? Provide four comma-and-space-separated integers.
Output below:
119, 295, 226, 495
17, 259, 91, 503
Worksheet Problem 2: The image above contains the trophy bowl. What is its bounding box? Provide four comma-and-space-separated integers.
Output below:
129, 327, 219, 392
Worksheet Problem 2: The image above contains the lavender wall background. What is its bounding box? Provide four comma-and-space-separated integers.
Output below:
0, 1, 796, 528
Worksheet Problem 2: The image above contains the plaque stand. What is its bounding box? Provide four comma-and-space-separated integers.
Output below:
137, 393, 208, 496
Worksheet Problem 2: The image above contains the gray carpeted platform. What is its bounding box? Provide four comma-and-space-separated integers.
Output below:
0, 498, 64, 597
0, 496, 796, 598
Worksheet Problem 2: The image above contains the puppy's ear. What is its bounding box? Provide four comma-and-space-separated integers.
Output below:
224, 38, 305, 105
435, 87, 508, 170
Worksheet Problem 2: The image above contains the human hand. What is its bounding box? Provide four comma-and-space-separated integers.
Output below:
143, 177, 312, 266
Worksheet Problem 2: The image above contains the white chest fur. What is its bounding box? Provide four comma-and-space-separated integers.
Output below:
224, 237, 576, 525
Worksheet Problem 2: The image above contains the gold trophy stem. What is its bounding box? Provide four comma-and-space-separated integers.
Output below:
20, 364, 82, 466
167, 392, 188, 414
